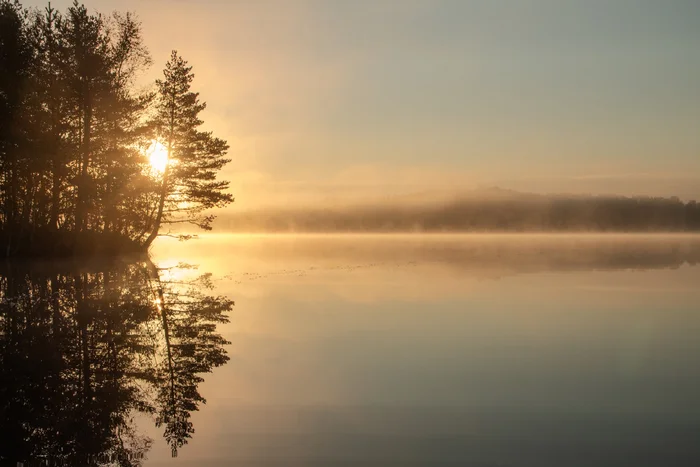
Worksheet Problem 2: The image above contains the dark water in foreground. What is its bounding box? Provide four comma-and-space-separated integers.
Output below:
2, 235, 700, 466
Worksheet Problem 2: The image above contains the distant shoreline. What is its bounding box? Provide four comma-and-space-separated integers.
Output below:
169, 231, 700, 238
214, 191, 700, 234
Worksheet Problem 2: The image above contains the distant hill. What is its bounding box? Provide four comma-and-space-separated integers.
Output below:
216, 190, 700, 233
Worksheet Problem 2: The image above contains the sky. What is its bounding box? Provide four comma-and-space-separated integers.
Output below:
24, 0, 700, 208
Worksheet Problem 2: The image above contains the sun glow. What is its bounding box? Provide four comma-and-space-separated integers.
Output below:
146, 141, 169, 174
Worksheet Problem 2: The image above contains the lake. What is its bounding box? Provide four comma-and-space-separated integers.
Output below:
2, 234, 700, 466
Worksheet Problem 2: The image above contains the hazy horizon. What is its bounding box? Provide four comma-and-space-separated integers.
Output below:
22, 0, 700, 211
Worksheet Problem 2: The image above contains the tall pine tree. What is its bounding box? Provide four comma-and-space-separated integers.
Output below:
144, 51, 232, 246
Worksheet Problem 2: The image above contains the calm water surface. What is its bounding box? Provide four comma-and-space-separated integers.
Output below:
2, 235, 700, 466
145, 234, 700, 466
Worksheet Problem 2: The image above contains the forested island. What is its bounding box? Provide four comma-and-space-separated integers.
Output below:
0, 0, 232, 256
219, 190, 700, 233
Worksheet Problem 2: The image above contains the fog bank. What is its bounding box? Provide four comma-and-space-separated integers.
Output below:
216, 189, 700, 233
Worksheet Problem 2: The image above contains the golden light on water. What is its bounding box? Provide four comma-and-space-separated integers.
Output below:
146, 140, 169, 174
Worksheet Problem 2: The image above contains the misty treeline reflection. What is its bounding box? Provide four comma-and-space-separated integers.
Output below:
0, 257, 233, 465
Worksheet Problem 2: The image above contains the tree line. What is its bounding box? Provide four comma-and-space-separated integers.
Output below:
219, 192, 700, 233
0, 0, 232, 256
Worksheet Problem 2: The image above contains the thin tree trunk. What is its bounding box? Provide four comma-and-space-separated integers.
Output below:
76, 84, 91, 233
5, 154, 18, 256
50, 102, 61, 230
143, 164, 169, 247
104, 155, 113, 234
144, 112, 174, 247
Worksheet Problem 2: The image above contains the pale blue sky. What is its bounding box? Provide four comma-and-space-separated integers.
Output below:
25, 0, 700, 206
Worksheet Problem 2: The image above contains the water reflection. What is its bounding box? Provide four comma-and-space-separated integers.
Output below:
153, 234, 700, 281
3, 236, 700, 466
0, 257, 233, 465
150, 235, 700, 466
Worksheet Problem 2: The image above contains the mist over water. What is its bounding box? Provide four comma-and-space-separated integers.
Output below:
140, 233, 700, 466
153, 233, 700, 277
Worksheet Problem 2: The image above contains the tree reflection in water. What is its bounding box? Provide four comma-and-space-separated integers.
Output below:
0, 257, 233, 465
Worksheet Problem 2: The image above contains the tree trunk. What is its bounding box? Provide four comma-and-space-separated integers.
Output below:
50, 103, 61, 230
143, 163, 169, 248
143, 117, 174, 247
76, 84, 91, 233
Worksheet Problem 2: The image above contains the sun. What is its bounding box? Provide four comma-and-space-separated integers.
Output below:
146, 140, 169, 174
